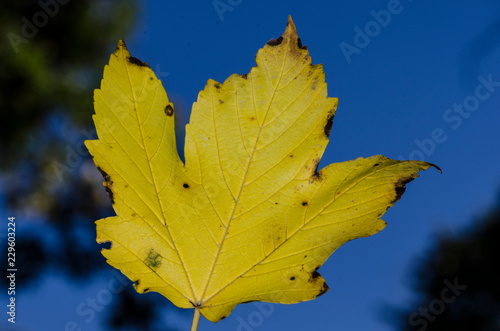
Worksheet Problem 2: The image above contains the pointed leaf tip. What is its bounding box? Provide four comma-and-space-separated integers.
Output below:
266, 16, 306, 51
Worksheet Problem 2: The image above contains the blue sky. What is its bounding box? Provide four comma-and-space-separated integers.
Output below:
3, 0, 500, 330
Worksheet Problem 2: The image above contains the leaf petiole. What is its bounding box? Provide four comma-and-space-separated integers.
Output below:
191, 307, 201, 331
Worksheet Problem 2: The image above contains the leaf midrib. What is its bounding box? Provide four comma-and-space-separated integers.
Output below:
198, 45, 290, 305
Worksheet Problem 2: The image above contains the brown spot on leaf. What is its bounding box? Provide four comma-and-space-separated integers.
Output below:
145, 248, 162, 270
241, 73, 248, 79
164, 104, 174, 116
183, 183, 190, 188
128, 56, 150, 68
267, 36, 283, 46
103, 186, 113, 203
317, 282, 329, 297
218, 99, 224, 104
99, 241, 112, 250
297, 37, 307, 50
302, 201, 308, 206
241, 300, 256, 304
97, 167, 111, 183
133, 280, 140, 289
97, 167, 114, 204
214, 82, 222, 89
312, 270, 320, 279
311, 76, 319, 90
391, 177, 415, 204
324, 111, 334, 138
290, 276, 296, 281
312, 158, 320, 175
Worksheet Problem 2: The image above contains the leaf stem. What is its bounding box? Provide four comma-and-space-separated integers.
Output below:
191, 307, 201, 331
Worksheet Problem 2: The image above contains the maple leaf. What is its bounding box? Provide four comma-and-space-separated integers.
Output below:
85, 16, 438, 324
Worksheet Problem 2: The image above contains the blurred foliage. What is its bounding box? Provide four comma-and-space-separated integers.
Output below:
391, 193, 500, 330
0, 0, 136, 163
0, 1, 182, 329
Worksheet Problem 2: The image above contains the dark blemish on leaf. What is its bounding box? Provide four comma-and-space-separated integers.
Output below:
145, 248, 162, 270
431, 163, 443, 173
304, 255, 307, 258
218, 99, 224, 104
391, 177, 415, 204
297, 37, 307, 50
132, 213, 137, 217
267, 36, 283, 46
374, 163, 380, 167
312, 158, 320, 176
164, 104, 174, 116
99, 241, 112, 250
214, 82, 222, 89
221, 316, 226, 320
324, 111, 334, 138
97, 167, 114, 204
275, 202, 278, 205
128, 56, 150, 68
302, 201, 308, 206
312, 270, 320, 279
241, 73, 248, 79
241, 300, 256, 304
104, 187, 114, 204
317, 282, 329, 297
311, 76, 319, 90
377, 212, 383, 217
249, 116, 255, 121
290, 276, 296, 281
183, 183, 190, 188
315, 266, 320, 271
97, 167, 111, 183
133, 280, 140, 289
289, 154, 294, 158
143, 288, 150, 293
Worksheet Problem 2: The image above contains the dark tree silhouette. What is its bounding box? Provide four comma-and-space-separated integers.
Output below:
390, 193, 500, 330
0, 1, 184, 329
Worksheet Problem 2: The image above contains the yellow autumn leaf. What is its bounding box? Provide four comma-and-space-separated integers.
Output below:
85, 16, 437, 323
